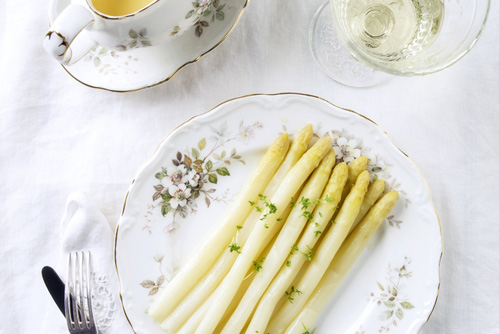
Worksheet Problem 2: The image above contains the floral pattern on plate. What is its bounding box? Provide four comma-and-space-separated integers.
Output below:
147, 120, 263, 234
83, 46, 138, 75
371, 257, 415, 333
178, 0, 227, 37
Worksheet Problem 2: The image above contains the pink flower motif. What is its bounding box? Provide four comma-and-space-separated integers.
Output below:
168, 183, 192, 209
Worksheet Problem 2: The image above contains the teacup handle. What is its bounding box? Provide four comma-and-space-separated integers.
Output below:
43, 4, 97, 66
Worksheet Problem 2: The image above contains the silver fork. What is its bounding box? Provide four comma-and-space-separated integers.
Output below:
65, 251, 98, 334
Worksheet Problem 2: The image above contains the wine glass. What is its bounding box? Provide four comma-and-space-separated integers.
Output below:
310, 0, 491, 87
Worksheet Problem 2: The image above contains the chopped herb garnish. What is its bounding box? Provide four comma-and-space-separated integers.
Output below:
228, 243, 241, 254
236, 225, 243, 230
301, 211, 313, 220
301, 324, 317, 334
253, 258, 265, 272
314, 230, 322, 237
329, 219, 336, 225
259, 197, 278, 221
301, 245, 314, 261
249, 200, 255, 206
299, 197, 311, 210
290, 245, 299, 255
324, 195, 334, 203
276, 217, 282, 222
286, 260, 291, 267
285, 286, 303, 303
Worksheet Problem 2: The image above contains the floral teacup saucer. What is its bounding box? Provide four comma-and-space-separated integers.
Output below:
49, 0, 248, 92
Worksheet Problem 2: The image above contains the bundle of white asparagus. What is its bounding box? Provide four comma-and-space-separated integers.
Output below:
148, 125, 399, 334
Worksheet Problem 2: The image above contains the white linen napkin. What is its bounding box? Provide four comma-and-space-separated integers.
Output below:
41, 192, 133, 334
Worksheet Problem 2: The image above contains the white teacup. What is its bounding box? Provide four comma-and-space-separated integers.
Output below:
44, 0, 223, 65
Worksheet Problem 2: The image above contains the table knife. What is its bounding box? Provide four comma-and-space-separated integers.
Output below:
41, 266, 65, 316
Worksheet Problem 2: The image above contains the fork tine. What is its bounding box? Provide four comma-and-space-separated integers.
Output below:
84, 252, 96, 330
76, 252, 86, 329
65, 253, 76, 330
64, 252, 97, 334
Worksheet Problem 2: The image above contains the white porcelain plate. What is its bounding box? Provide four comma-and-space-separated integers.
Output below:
49, 0, 247, 92
115, 93, 442, 334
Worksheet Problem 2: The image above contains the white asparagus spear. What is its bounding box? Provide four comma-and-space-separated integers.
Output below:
245, 162, 348, 334
266, 170, 370, 333
285, 191, 399, 334
231, 124, 314, 246
160, 126, 313, 331
194, 136, 332, 334
176, 291, 216, 334
214, 231, 280, 334
221, 150, 337, 334
341, 156, 368, 202
350, 179, 385, 232
179, 204, 295, 334
163, 202, 296, 333
147, 133, 289, 322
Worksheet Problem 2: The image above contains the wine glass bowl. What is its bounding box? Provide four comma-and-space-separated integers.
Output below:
311, 0, 491, 86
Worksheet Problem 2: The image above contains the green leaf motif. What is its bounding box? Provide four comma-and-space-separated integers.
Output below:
98, 47, 108, 55
400, 301, 415, 309
205, 160, 213, 172
130, 40, 138, 49
377, 282, 384, 291
155, 172, 167, 180
161, 205, 169, 216
129, 29, 139, 39
396, 308, 404, 320
384, 300, 396, 308
198, 138, 206, 150
93, 57, 101, 67
380, 310, 394, 320
216, 167, 230, 176
208, 173, 218, 184
186, 9, 194, 18
195, 25, 203, 37
192, 148, 200, 159
216, 11, 224, 21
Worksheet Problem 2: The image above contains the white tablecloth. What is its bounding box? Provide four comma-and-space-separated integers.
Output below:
0, 0, 498, 333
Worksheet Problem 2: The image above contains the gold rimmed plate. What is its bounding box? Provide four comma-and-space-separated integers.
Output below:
114, 93, 442, 333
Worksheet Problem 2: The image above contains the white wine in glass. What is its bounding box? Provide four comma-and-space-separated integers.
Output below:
310, 0, 491, 87
340, 0, 443, 60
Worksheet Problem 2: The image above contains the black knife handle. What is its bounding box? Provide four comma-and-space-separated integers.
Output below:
41, 266, 65, 316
